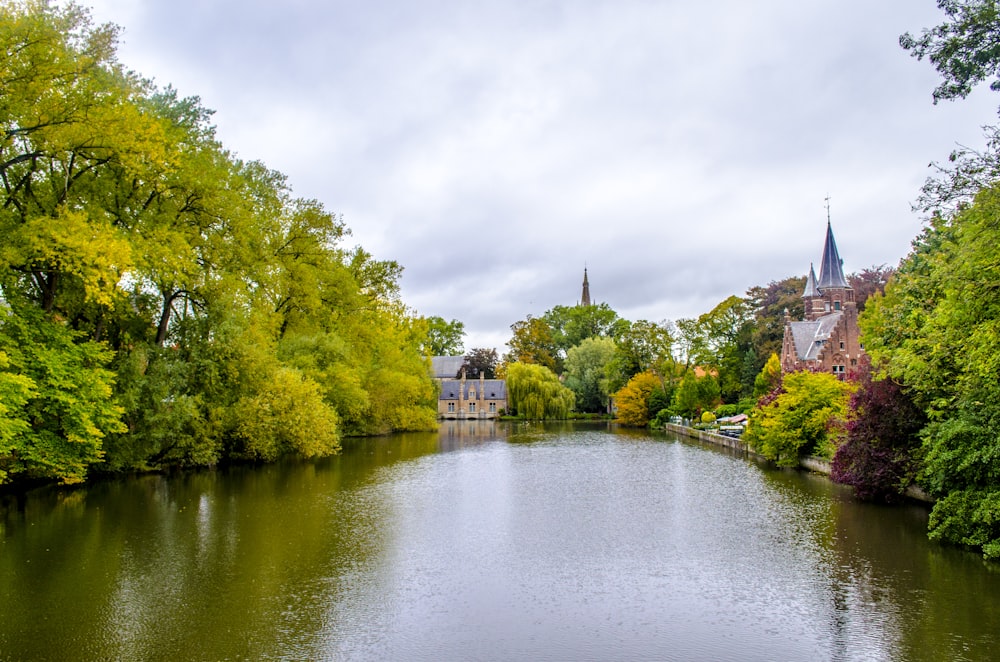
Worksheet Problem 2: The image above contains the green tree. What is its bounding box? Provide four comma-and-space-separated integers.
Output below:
607, 319, 674, 392
861, 183, 1000, 558
746, 276, 806, 375
900, 1, 1000, 108
543, 303, 626, 356
504, 315, 560, 373
0, 307, 125, 484
745, 370, 855, 467
505, 362, 574, 419
753, 353, 783, 399
421, 316, 465, 356
564, 336, 616, 413
672, 370, 721, 419
695, 295, 755, 403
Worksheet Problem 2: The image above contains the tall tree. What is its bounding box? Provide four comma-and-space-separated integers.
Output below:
543, 303, 626, 356
504, 315, 560, 373
420, 316, 465, 356
564, 336, 616, 413
900, 0, 1000, 109
746, 276, 806, 371
862, 183, 1000, 558
607, 319, 675, 393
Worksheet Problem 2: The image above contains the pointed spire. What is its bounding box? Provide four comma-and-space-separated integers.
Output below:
581, 267, 591, 306
802, 263, 820, 298
817, 222, 848, 290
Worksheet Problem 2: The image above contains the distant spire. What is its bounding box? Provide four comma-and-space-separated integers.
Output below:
817, 221, 848, 290
581, 267, 591, 306
802, 263, 820, 298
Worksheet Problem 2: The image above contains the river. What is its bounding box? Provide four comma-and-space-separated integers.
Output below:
2, 421, 998, 661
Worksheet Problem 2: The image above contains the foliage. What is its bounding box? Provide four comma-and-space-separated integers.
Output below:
753, 353, 783, 399
421, 316, 465, 356
505, 362, 574, 420
458, 347, 498, 379
745, 371, 855, 467
900, 0, 1000, 109
672, 370, 721, 419
613, 371, 662, 427
714, 404, 742, 418
701, 411, 717, 425
0, 2, 438, 486
563, 336, 616, 413
746, 276, 806, 371
848, 265, 895, 312
830, 358, 926, 501
0, 307, 124, 484
542, 303, 627, 356
233, 367, 340, 462
504, 316, 561, 373
694, 295, 755, 403
861, 182, 1000, 557
607, 319, 674, 392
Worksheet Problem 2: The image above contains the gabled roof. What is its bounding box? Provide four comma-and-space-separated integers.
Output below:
430, 356, 465, 379
788, 311, 843, 361
817, 222, 849, 290
802, 263, 820, 298
438, 379, 507, 401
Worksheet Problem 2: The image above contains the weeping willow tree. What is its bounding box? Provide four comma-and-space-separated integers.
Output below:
505, 363, 575, 420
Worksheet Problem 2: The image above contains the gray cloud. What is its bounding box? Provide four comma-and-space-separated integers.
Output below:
89, 0, 999, 350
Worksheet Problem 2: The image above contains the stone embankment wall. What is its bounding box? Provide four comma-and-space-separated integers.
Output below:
663, 423, 933, 503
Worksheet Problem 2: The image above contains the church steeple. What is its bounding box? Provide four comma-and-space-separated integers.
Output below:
581, 267, 591, 306
817, 221, 848, 290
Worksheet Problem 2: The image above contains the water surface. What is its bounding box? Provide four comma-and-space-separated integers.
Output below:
2, 422, 998, 660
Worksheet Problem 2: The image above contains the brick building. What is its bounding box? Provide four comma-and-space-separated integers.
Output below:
780, 222, 863, 378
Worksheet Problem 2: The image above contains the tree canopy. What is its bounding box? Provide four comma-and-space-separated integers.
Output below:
900, 0, 1000, 108
0, 1, 438, 485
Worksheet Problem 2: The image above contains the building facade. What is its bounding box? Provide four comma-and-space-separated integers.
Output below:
780, 222, 863, 378
437, 370, 507, 419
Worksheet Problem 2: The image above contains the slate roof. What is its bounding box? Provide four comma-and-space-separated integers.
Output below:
438, 379, 507, 401
430, 356, 465, 379
817, 222, 849, 290
789, 312, 843, 361
802, 263, 820, 298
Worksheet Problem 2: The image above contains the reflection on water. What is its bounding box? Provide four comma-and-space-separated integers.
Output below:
1, 422, 998, 661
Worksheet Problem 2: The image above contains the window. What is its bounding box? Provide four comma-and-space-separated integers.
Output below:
834, 301, 841, 311
469, 402, 476, 413
447, 402, 455, 413
839, 341, 845, 350
489, 402, 496, 413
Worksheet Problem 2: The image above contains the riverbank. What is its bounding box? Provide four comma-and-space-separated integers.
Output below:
663, 423, 933, 503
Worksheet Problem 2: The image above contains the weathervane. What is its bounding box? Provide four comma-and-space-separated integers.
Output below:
824, 194, 831, 224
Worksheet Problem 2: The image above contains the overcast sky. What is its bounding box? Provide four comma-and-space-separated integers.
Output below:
86, 0, 998, 351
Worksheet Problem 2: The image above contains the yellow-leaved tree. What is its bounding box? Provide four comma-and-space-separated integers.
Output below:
613, 371, 661, 427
